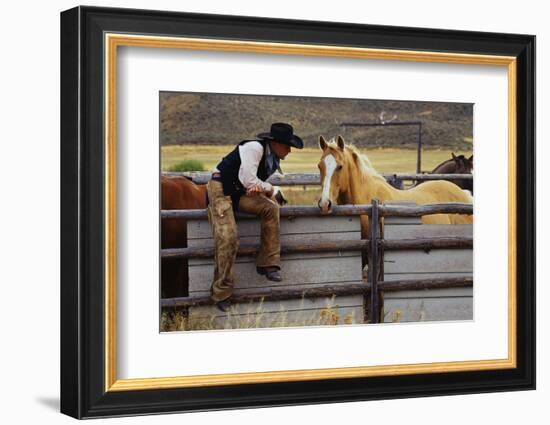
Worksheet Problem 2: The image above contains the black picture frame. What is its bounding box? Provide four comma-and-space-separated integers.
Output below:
60, 6, 535, 419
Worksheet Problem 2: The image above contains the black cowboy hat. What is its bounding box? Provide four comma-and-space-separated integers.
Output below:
257, 123, 304, 149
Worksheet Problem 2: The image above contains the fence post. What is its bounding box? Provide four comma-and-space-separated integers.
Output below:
369, 199, 380, 323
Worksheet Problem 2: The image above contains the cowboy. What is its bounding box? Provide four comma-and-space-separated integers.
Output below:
206, 123, 304, 312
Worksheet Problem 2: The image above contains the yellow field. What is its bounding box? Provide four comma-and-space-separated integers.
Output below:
161, 144, 472, 174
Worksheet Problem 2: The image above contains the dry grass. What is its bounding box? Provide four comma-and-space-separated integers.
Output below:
282, 186, 320, 205
160, 297, 358, 332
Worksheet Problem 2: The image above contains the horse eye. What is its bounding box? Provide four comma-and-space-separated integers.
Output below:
336, 165, 343, 171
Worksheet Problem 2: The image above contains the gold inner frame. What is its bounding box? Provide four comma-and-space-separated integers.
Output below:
104, 33, 517, 392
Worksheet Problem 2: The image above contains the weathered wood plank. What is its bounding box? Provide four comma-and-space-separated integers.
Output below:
376, 276, 472, 292
383, 174, 473, 181
357, 273, 473, 289
189, 234, 362, 250
163, 278, 473, 308
162, 203, 472, 220
165, 239, 369, 259
383, 217, 422, 225
162, 205, 373, 220
163, 171, 472, 185
383, 202, 422, 225
189, 281, 366, 299
383, 272, 471, 281
188, 216, 360, 241
383, 249, 472, 274
189, 255, 362, 292
379, 203, 473, 217
381, 237, 472, 251
190, 295, 362, 315
190, 249, 359, 267
383, 286, 472, 299
165, 284, 371, 307
384, 224, 473, 239
383, 297, 473, 323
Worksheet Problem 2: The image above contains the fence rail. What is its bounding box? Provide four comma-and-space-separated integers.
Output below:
162, 236, 473, 260
161, 203, 473, 220
161, 277, 473, 308
163, 171, 473, 186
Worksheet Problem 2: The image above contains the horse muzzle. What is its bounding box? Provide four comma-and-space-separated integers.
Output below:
318, 198, 333, 214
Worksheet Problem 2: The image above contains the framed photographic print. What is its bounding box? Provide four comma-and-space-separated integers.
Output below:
60, 6, 535, 419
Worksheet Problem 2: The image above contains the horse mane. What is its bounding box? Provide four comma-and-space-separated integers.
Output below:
325, 138, 386, 184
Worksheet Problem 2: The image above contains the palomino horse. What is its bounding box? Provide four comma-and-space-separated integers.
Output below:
317, 136, 473, 236
428, 153, 473, 194
161, 175, 207, 298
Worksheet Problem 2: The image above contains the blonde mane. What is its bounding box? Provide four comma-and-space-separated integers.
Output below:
325, 138, 386, 184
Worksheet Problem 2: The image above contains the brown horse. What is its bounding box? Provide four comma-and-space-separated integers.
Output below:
317, 136, 473, 237
161, 175, 207, 298
429, 153, 473, 194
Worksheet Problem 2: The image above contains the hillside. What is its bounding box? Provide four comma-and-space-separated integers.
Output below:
160, 92, 473, 150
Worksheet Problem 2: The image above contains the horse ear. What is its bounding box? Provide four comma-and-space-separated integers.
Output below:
468, 155, 473, 162
319, 135, 328, 151
337, 135, 345, 151
451, 152, 457, 160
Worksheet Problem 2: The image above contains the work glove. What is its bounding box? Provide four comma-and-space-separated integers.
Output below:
272, 186, 288, 206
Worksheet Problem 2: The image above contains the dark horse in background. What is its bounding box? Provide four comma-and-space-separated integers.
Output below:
428, 153, 473, 194
161, 175, 207, 298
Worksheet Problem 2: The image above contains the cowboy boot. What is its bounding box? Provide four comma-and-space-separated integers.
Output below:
257, 267, 282, 282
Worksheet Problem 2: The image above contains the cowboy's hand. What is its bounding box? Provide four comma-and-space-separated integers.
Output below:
246, 185, 263, 196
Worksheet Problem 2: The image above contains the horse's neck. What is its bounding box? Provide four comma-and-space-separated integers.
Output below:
347, 158, 397, 204
432, 160, 455, 174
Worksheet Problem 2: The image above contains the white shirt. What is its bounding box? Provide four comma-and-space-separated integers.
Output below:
214, 141, 274, 193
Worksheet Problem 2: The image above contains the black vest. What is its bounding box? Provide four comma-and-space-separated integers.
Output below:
216, 139, 272, 208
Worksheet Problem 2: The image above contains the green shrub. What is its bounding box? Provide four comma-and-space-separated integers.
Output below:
168, 159, 206, 172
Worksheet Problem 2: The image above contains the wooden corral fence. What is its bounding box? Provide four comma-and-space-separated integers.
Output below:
161, 198, 473, 326
370, 201, 473, 323
164, 171, 473, 190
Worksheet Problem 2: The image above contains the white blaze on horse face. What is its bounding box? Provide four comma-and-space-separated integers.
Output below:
321, 154, 337, 206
